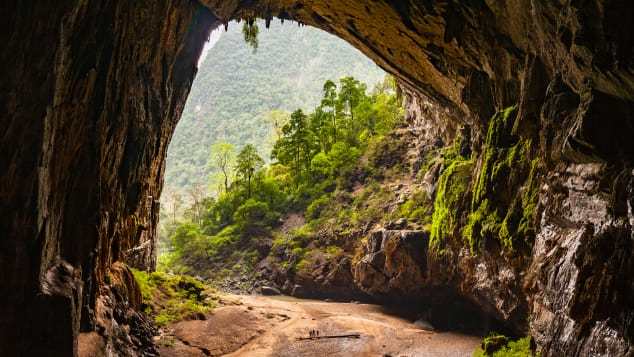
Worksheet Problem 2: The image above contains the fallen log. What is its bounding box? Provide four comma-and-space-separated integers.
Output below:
297, 333, 361, 341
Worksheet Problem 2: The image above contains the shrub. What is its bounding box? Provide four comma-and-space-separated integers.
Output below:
170, 222, 203, 253
131, 269, 216, 326
366, 134, 407, 171
399, 189, 432, 225
473, 334, 534, 357
306, 195, 331, 220
233, 199, 280, 234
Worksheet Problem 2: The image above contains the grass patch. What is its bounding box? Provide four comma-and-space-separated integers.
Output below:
131, 269, 216, 326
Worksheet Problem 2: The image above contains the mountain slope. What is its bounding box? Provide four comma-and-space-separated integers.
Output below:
165, 21, 385, 192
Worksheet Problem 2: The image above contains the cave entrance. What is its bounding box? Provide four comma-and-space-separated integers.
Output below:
145, 16, 499, 355
2, 1, 556, 355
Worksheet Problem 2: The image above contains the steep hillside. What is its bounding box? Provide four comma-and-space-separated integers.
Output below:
165, 20, 384, 192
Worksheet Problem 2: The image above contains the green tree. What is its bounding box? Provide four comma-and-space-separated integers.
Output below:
337, 77, 368, 144
208, 142, 236, 194
272, 109, 315, 184
170, 222, 203, 254
233, 199, 279, 235
309, 108, 331, 153
186, 183, 207, 225
321, 80, 338, 143
235, 144, 264, 198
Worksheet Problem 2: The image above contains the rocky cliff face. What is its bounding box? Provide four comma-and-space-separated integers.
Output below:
1, 1, 216, 355
1, 0, 632, 356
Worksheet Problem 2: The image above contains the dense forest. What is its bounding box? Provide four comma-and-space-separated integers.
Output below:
164, 20, 384, 194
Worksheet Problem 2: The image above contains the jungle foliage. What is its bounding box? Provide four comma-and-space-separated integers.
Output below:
159, 76, 403, 277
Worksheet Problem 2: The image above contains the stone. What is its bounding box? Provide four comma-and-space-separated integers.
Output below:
354, 230, 429, 296
260, 286, 281, 296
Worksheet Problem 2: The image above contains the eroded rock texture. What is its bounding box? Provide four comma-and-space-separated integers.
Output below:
1, 0, 633, 356
1, 1, 215, 355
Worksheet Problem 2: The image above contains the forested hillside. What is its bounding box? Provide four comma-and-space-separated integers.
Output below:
165, 21, 384, 193
160, 74, 404, 287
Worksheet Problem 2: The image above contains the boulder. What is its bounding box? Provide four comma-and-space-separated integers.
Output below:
260, 286, 281, 296
353, 230, 429, 297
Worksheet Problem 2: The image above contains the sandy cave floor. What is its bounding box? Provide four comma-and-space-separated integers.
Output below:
157, 294, 480, 357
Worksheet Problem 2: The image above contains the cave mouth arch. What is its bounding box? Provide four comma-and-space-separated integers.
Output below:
158, 16, 505, 342
2, 1, 633, 355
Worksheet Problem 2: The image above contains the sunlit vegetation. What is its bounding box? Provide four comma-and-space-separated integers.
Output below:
473, 334, 535, 357
131, 269, 217, 326
159, 75, 403, 278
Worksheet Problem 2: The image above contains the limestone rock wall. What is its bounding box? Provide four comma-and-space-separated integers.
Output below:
0, 1, 215, 355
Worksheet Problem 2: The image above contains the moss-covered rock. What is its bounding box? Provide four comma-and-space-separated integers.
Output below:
466, 106, 540, 252
430, 155, 473, 251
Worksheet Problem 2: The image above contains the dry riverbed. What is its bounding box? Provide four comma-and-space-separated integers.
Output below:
157, 294, 480, 356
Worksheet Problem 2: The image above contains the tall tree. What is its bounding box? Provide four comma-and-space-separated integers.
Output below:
337, 77, 367, 144
310, 107, 331, 153
235, 144, 264, 198
208, 142, 236, 194
187, 182, 207, 225
321, 80, 338, 143
338, 77, 365, 117
272, 109, 315, 184
163, 189, 183, 223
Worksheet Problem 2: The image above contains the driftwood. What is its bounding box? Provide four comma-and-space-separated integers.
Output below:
297, 334, 361, 341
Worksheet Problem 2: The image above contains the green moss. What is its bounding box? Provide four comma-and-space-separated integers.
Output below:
415, 148, 442, 181
473, 334, 534, 357
430, 158, 473, 251
291, 247, 307, 257
472, 106, 518, 206
132, 268, 154, 302
295, 258, 311, 274
463, 199, 502, 251
467, 105, 540, 252
131, 269, 216, 326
